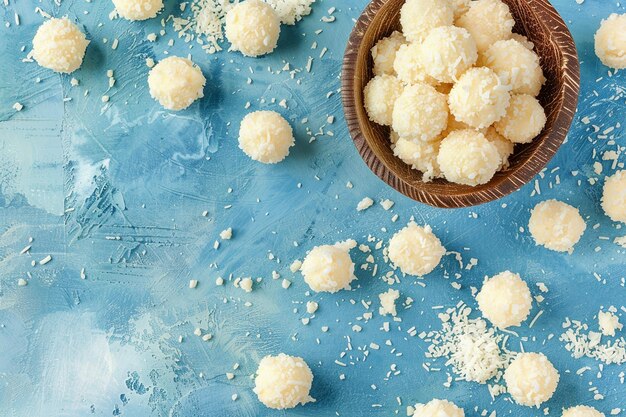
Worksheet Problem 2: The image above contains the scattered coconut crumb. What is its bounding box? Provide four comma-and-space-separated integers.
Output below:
379, 288, 400, 316
220, 227, 233, 240
356, 197, 374, 211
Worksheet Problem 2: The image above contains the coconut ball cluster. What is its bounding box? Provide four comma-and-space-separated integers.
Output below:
253, 353, 314, 409
363, 0, 548, 186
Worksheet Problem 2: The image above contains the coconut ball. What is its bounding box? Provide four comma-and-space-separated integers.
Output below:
253, 353, 314, 409
421, 26, 478, 83
437, 129, 501, 186
388, 223, 445, 276
32, 18, 89, 74
562, 406, 606, 417
483, 39, 545, 96
238, 111, 294, 164
456, 0, 515, 53
412, 399, 464, 417
371, 31, 406, 76
400, 0, 454, 43
364, 75, 404, 126
392, 83, 448, 141
112, 0, 163, 20
476, 271, 532, 329
528, 200, 586, 253
225, 0, 280, 57
301, 241, 356, 293
601, 170, 626, 223
448, 67, 511, 129
148, 56, 206, 111
495, 94, 546, 144
594, 13, 626, 69
504, 353, 559, 407
393, 138, 441, 182
484, 127, 514, 170
394, 43, 437, 86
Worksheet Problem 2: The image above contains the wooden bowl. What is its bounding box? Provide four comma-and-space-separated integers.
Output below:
342, 0, 580, 208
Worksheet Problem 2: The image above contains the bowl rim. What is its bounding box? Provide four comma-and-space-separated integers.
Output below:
341, 0, 581, 208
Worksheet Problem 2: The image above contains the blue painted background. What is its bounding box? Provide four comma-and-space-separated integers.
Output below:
0, 0, 625, 416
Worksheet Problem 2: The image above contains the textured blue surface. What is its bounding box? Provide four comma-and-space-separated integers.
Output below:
0, 0, 625, 416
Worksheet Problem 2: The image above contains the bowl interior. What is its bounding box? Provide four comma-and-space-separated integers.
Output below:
343, 0, 579, 208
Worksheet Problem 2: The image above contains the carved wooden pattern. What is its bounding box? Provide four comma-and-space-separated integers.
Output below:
341, 0, 580, 208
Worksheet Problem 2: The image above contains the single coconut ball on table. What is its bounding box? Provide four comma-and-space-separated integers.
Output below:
504, 352, 559, 407
594, 13, 626, 69
476, 271, 532, 329
388, 222, 445, 276
112, 0, 163, 20
412, 399, 465, 417
601, 170, 626, 223
400, 0, 453, 43
225, 0, 281, 57
148, 56, 206, 111
456, 0, 515, 53
393, 43, 438, 86
301, 240, 357, 293
253, 353, 314, 409
32, 17, 89, 73
437, 129, 501, 186
484, 127, 514, 170
448, 67, 511, 129
562, 406, 606, 417
393, 138, 441, 182
238, 111, 294, 164
371, 31, 406, 76
392, 83, 448, 141
482, 39, 546, 96
495, 94, 546, 144
528, 199, 586, 253
420, 26, 478, 84
363, 75, 404, 126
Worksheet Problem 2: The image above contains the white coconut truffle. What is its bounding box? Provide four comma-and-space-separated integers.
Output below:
388, 223, 445, 276
594, 13, 626, 69
393, 43, 437, 86
400, 0, 454, 43
437, 129, 501, 186
238, 111, 294, 164
148, 57, 206, 111
601, 170, 626, 223
420, 26, 477, 84
392, 83, 448, 141
504, 352, 559, 407
448, 67, 511, 129
484, 127, 514, 170
301, 241, 356, 293
225, 0, 281, 57
562, 406, 605, 417
483, 39, 545, 96
393, 138, 441, 181
412, 399, 464, 417
456, 0, 515, 53
32, 18, 89, 73
371, 31, 406, 76
476, 271, 532, 329
253, 353, 314, 409
495, 94, 546, 144
364, 75, 404, 126
528, 200, 586, 253
112, 0, 163, 20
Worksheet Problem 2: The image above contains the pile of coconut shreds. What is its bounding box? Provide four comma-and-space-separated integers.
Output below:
170, 0, 315, 54
422, 303, 516, 390
560, 318, 626, 365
